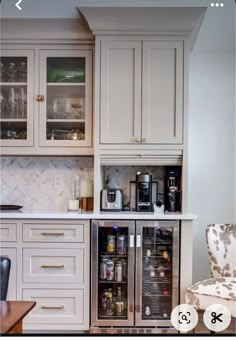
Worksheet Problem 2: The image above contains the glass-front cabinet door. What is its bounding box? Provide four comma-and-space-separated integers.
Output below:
0, 50, 34, 146
39, 50, 92, 147
135, 221, 179, 327
91, 220, 135, 327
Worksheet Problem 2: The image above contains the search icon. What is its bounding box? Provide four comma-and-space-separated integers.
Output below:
178, 311, 191, 324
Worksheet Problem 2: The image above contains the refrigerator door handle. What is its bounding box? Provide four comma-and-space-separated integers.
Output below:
136, 234, 141, 247
129, 234, 134, 248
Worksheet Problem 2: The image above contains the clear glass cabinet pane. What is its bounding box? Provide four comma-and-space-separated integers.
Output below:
46, 57, 86, 141
0, 57, 28, 140
97, 226, 129, 320
142, 227, 173, 320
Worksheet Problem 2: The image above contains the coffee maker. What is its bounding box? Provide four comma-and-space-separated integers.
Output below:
136, 172, 153, 212
164, 167, 181, 212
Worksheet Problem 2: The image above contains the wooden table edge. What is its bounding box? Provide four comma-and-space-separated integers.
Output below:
1, 301, 36, 334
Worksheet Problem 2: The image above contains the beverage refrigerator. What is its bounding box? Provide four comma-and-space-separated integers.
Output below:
91, 220, 179, 332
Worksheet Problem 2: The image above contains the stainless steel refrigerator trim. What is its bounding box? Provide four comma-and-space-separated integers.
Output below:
135, 220, 179, 327
91, 220, 135, 327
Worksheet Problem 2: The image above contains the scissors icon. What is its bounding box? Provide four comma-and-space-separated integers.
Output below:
178, 311, 191, 324
211, 312, 223, 324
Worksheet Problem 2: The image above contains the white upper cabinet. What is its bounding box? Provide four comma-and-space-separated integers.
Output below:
0, 50, 34, 147
39, 49, 92, 148
0, 46, 93, 155
142, 41, 183, 144
100, 39, 183, 145
100, 41, 142, 144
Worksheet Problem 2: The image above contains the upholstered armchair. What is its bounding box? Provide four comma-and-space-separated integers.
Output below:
186, 224, 236, 318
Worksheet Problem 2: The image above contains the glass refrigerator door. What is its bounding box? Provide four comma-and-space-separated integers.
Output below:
135, 221, 179, 327
91, 220, 135, 327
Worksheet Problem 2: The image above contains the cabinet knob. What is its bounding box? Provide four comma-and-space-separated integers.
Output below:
141, 137, 146, 143
36, 95, 45, 102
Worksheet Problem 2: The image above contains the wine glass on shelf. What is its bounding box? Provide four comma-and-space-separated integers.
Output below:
7, 61, 17, 82
18, 87, 26, 119
18, 61, 27, 82
52, 98, 58, 119
64, 99, 72, 119
8, 88, 16, 119
0, 61, 5, 82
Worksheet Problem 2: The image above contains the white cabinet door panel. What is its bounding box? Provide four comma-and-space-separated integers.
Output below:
0, 223, 17, 242
23, 248, 84, 283
23, 289, 84, 324
23, 223, 84, 243
100, 40, 142, 144
142, 41, 183, 144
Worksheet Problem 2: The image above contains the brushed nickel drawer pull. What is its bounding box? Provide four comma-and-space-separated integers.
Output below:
41, 232, 65, 236
41, 305, 64, 310
41, 265, 64, 269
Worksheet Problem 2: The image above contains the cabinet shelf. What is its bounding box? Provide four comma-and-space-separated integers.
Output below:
0, 119, 27, 122
47, 83, 86, 86
99, 280, 127, 284
0, 82, 27, 86
46, 119, 85, 123
100, 253, 128, 258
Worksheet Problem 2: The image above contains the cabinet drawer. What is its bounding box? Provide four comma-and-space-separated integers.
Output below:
23, 223, 84, 243
23, 289, 84, 324
0, 224, 17, 242
23, 248, 84, 283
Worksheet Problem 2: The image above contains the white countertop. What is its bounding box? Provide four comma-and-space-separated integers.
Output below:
0, 210, 197, 220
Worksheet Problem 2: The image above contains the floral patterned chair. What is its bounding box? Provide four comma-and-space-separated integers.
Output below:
186, 224, 236, 317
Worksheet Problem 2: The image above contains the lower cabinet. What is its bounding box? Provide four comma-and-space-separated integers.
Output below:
23, 289, 85, 325
0, 219, 90, 332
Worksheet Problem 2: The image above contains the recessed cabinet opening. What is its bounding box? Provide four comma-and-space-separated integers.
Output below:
100, 165, 182, 213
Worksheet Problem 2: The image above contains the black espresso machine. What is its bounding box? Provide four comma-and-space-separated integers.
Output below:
164, 166, 182, 212
135, 172, 156, 212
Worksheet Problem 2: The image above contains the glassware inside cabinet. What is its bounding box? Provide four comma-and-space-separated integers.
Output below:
0, 56, 28, 140
142, 227, 173, 320
46, 57, 86, 141
97, 226, 129, 320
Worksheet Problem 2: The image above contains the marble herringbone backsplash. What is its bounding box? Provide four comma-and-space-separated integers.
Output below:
0, 157, 94, 212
